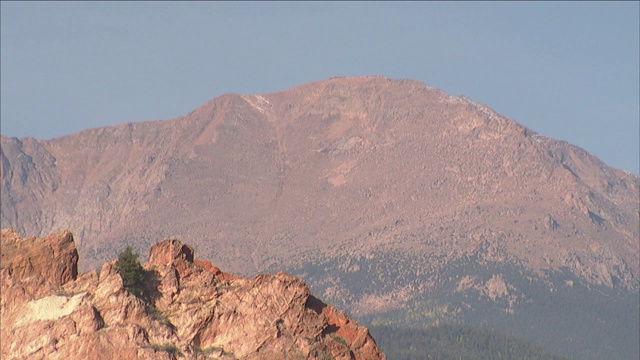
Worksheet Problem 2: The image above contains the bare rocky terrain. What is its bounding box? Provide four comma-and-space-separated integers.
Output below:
1, 229, 384, 359
2, 76, 638, 359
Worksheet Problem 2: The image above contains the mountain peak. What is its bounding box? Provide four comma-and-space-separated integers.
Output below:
2, 77, 637, 359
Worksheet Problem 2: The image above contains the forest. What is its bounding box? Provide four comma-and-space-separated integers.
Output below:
369, 323, 573, 360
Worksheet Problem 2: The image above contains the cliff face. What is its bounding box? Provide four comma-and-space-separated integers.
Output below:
0, 229, 385, 360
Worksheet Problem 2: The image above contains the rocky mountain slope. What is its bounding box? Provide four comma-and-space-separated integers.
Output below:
1, 76, 638, 359
0, 229, 384, 359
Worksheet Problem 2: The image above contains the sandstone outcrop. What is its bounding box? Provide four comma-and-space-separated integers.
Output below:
1, 230, 385, 359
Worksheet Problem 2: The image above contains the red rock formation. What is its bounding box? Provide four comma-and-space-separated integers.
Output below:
0, 229, 78, 288
194, 258, 239, 280
1, 231, 386, 359
1, 228, 79, 317
148, 239, 196, 278
306, 295, 383, 359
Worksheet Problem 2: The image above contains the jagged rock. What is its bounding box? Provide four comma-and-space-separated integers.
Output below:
0, 228, 81, 343
0, 229, 78, 296
195, 259, 239, 280
148, 239, 197, 278
1, 230, 386, 359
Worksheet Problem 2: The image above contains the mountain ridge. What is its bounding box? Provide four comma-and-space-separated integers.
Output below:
2, 75, 637, 281
2, 76, 638, 359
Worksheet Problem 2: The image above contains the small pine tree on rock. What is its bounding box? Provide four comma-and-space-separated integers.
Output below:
115, 246, 145, 297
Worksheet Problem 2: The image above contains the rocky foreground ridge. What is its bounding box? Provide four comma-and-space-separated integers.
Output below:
0, 229, 385, 360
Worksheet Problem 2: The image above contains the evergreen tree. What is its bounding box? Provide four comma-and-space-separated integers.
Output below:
114, 246, 145, 297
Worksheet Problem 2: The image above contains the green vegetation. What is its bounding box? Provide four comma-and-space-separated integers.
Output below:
146, 304, 173, 328
149, 343, 180, 355
370, 323, 573, 360
194, 345, 221, 355
54, 288, 82, 297
286, 253, 639, 360
329, 333, 349, 348
114, 246, 145, 297
218, 284, 240, 291
194, 345, 233, 357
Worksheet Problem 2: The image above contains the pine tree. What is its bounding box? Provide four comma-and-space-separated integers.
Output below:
114, 246, 145, 297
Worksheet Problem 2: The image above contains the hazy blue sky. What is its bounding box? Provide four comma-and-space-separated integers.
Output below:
2, 2, 638, 173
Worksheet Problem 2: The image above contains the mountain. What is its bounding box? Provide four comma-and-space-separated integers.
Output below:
1, 76, 638, 359
0, 229, 384, 359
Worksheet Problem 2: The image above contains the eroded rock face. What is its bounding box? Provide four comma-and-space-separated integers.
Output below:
1, 230, 385, 360
1, 229, 79, 323
1, 229, 78, 291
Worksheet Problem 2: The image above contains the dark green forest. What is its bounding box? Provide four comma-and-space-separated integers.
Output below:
369, 323, 573, 360
286, 252, 639, 360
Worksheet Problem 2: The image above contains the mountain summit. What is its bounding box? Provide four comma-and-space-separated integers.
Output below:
1, 76, 638, 359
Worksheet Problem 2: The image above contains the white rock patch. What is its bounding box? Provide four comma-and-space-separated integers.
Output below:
15, 292, 86, 327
